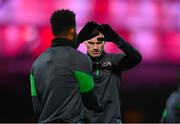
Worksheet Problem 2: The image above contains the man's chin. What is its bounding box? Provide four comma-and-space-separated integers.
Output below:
91, 54, 101, 58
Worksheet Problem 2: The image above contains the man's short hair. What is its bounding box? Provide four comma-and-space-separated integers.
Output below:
50, 9, 76, 36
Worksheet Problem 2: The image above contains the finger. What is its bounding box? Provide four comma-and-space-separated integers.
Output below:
83, 32, 99, 41
97, 37, 109, 41
102, 24, 109, 27
97, 25, 108, 36
97, 38, 105, 41
91, 32, 99, 37
97, 25, 103, 31
87, 21, 98, 27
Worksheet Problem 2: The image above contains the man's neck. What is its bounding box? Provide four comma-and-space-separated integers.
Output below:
51, 37, 77, 48
55, 35, 73, 42
88, 51, 105, 61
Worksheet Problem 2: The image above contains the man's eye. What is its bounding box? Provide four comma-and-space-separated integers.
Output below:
97, 42, 103, 44
88, 42, 94, 45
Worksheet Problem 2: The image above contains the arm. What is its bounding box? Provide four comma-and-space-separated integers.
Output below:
114, 38, 142, 71
74, 71, 105, 112
30, 73, 41, 115
98, 24, 142, 71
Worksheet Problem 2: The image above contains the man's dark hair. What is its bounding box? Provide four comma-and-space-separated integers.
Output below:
50, 9, 76, 36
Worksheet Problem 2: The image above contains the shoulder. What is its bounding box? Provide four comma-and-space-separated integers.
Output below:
72, 48, 89, 59
104, 52, 125, 57
104, 52, 125, 61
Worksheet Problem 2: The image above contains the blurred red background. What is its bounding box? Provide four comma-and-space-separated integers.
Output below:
0, 0, 179, 122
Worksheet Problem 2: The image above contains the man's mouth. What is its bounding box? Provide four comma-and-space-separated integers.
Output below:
93, 51, 99, 54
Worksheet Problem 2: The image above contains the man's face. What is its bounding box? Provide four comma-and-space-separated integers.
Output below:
85, 33, 105, 58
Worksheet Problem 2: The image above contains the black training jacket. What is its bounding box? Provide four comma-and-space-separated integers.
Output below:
84, 40, 142, 122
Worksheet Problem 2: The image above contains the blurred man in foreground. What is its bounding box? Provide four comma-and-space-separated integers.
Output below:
30, 10, 107, 123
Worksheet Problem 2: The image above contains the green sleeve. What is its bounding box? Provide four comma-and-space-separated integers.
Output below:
74, 71, 94, 93
162, 109, 167, 119
30, 74, 37, 96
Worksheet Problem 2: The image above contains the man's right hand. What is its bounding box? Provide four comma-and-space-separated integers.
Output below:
97, 24, 126, 47
77, 21, 99, 44
97, 24, 120, 42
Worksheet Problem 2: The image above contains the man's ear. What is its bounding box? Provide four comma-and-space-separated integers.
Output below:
70, 28, 75, 34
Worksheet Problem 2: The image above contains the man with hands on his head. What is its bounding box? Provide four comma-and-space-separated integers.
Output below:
78, 21, 142, 123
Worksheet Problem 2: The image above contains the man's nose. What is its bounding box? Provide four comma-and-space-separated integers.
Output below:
93, 44, 98, 49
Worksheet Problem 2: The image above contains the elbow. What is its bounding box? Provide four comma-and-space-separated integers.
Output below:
127, 53, 142, 69
136, 52, 142, 64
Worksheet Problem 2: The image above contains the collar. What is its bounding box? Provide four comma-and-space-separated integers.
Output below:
51, 38, 78, 48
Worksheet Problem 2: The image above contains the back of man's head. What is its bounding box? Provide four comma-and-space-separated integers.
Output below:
50, 9, 76, 36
